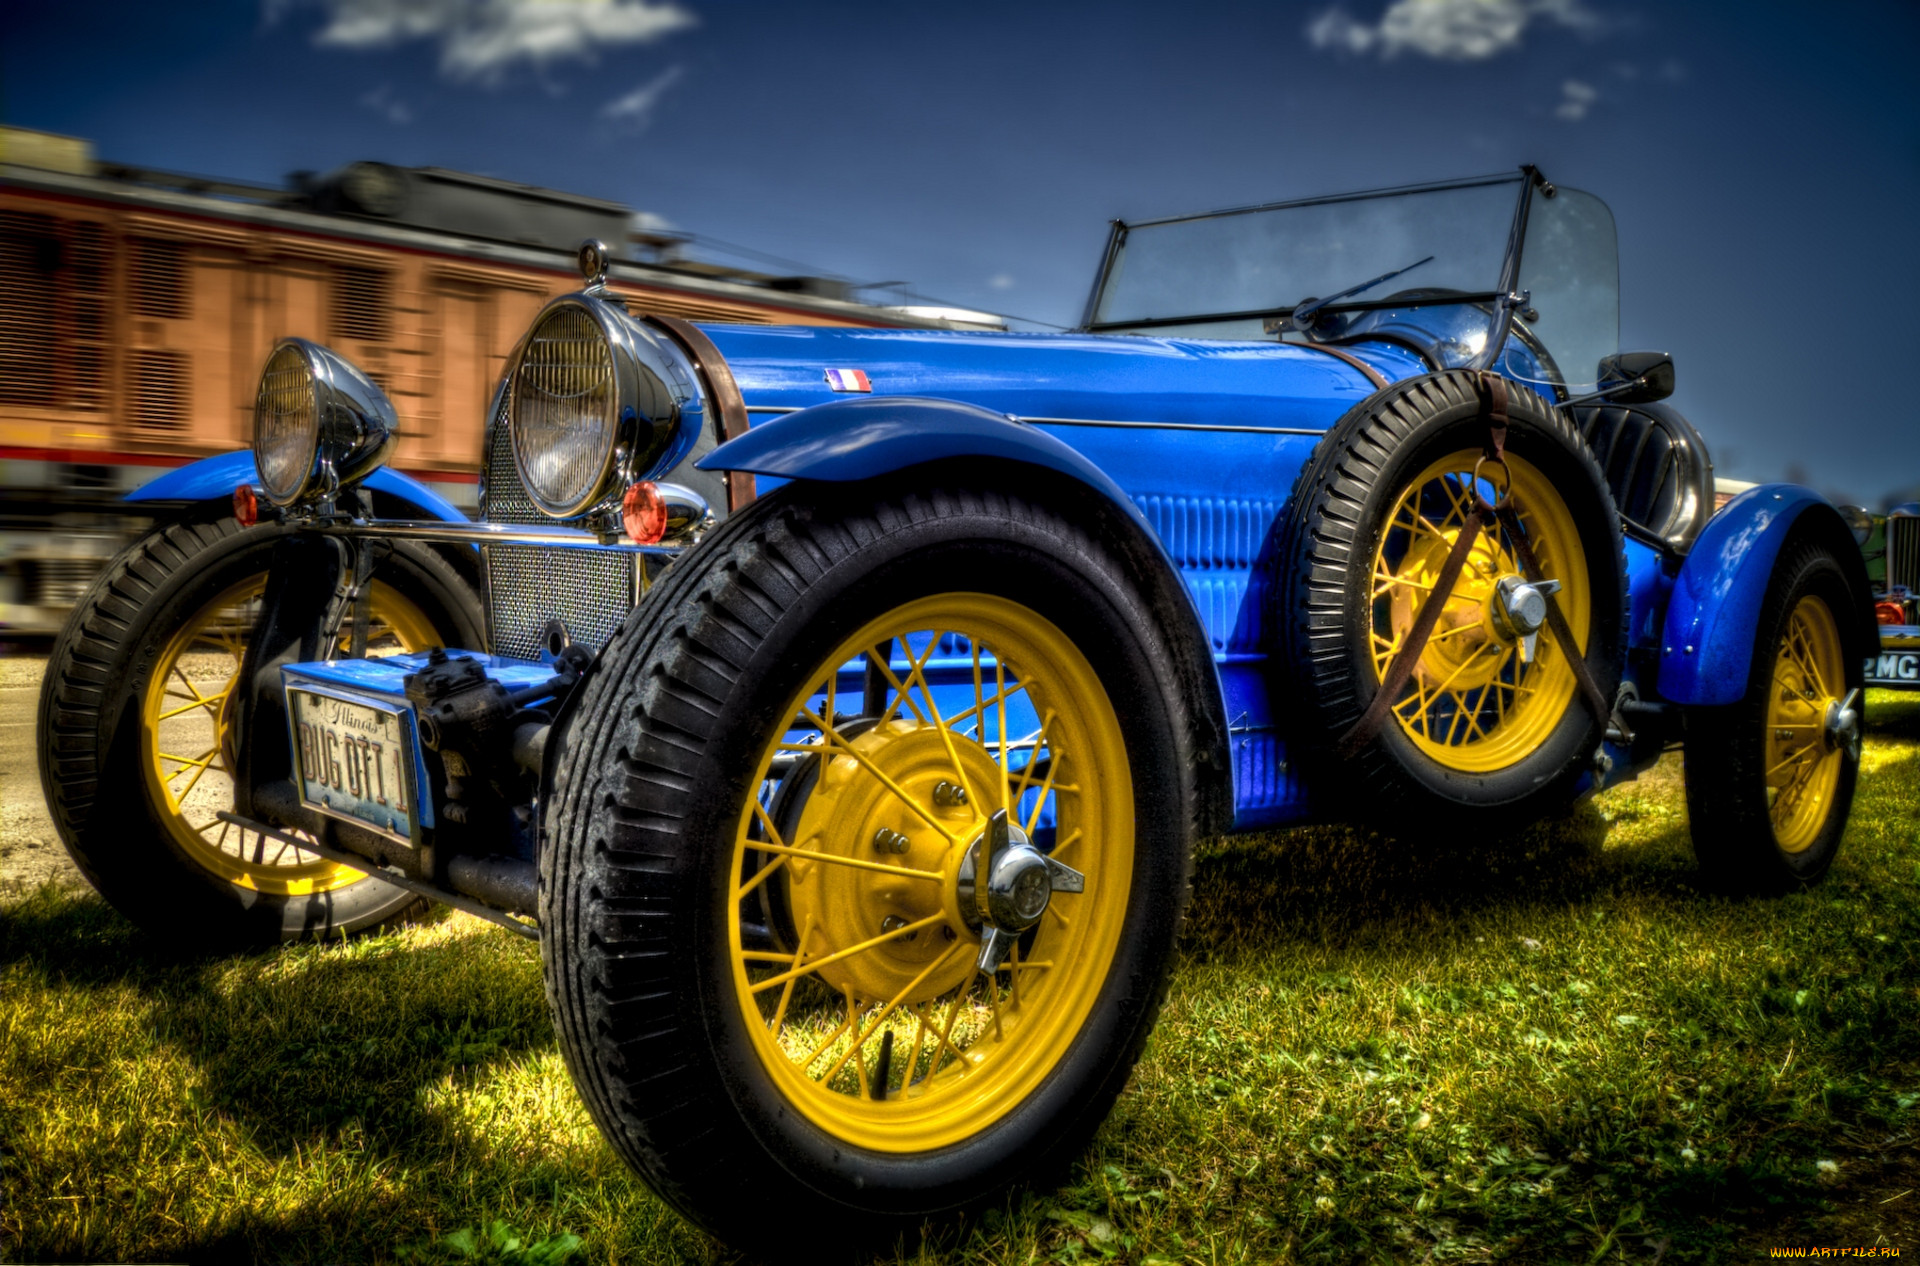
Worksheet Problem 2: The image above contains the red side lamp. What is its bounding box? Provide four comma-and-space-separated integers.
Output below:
622, 481, 667, 544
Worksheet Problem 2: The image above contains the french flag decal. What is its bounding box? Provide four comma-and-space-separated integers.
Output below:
824, 367, 872, 393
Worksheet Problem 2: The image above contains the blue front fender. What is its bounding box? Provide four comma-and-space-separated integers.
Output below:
696, 395, 1161, 540
126, 450, 470, 525
1657, 484, 1850, 706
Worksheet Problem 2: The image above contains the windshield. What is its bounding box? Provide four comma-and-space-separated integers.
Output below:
1087, 176, 1521, 330
1083, 173, 1621, 393
1505, 185, 1617, 392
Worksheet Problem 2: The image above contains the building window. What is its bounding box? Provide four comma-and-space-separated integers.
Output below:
333, 265, 392, 342
0, 211, 112, 409
128, 350, 190, 432
0, 212, 60, 406
131, 237, 189, 319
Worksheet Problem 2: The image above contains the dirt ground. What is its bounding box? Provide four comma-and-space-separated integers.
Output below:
0, 654, 84, 893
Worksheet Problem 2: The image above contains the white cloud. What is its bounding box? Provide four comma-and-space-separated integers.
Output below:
278, 0, 696, 83
989, 274, 1015, 291
359, 83, 413, 123
1553, 77, 1598, 120
600, 64, 683, 129
1306, 0, 1601, 61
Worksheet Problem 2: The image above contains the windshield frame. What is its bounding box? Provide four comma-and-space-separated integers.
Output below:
1076, 170, 1539, 339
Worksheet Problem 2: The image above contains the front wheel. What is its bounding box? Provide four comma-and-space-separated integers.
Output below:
36, 515, 483, 948
1684, 536, 1866, 893
542, 483, 1203, 1253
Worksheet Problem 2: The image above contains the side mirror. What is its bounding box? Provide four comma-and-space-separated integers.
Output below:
1596, 351, 1674, 404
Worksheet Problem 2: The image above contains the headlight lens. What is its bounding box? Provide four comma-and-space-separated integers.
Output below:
504, 296, 706, 519
251, 338, 399, 507
511, 305, 621, 518
254, 343, 320, 504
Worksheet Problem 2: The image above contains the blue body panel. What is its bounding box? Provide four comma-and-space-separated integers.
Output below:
1655, 484, 1838, 706
127, 450, 471, 524
696, 325, 1422, 829
695, 396, 1159, 539
699, 325, 1399, 425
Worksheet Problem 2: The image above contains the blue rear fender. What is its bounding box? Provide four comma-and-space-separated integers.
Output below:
1655, 485, 1871, 706
697, 394, 1238, 832
126, 450, 472, 525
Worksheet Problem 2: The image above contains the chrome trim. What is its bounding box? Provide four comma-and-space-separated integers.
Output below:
501, 291, 708, 519
653, 481, 714, 543
253, 338, 399, 507
1021, 415, 1326, 436
311, 518, 684, 556
738, 403, 1323, 436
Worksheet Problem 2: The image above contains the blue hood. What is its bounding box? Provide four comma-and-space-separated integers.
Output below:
697, 325, 1420, 431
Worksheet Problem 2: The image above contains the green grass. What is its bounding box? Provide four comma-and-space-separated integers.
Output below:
5, 693, 1919, 1264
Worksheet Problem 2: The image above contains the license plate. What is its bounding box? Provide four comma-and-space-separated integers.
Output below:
1866, 651, 1920, 688
288, 688, 419, 844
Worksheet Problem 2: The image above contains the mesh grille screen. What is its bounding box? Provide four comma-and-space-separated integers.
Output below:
485, 545, 636, 660
482, 411, 542, 524
480, 404, 638, 658
1890, 518, 1919, 595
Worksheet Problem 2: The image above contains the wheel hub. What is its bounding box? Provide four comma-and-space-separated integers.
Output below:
1390, 531, 1508, 691
1822, 689, 1862, 761
1488, 574, 1563, 664
785, 719, 991, 1004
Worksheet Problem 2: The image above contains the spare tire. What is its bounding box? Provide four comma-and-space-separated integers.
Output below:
1278, 370, 1627, 826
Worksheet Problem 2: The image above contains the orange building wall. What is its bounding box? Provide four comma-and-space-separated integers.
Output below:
0, 186, 878, 479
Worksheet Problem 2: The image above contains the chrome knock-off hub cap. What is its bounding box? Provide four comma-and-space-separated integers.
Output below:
956, 809, 1084, 973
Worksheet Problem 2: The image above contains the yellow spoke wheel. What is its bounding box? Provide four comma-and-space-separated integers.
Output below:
1764, 594, 1846, 853
1682, 536, 1862, 893
728, 594, 1133, 1153
139, 572, 440, 895
1368, 448, 1591, 773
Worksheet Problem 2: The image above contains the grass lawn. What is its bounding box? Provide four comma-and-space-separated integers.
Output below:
4, 692, 1918, 1264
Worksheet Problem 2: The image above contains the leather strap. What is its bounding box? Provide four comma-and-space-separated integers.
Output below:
1496, 503, 1629, 744
645, 315, 757, 512
1337, 502, 1495, 759
1478, 371, 1508, 459
1307, 343, 1388, 390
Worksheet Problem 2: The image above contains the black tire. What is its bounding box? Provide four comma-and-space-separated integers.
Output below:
35, 512, 484, 950
1684, 536, 1865, 893
542, 480, 1202, 1256
1278, 371, 1627, 826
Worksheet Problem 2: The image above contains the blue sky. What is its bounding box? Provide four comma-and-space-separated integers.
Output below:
5, 0, 1918, 504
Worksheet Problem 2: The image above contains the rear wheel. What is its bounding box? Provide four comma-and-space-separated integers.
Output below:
542, 482, 1201, 1252
1685, 537, 1864, 892
37, 515, 482, 948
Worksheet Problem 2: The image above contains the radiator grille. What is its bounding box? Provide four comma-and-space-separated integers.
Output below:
485, 546, 637, 660
1890, 517, 1919, 594
480, 408, 639, 658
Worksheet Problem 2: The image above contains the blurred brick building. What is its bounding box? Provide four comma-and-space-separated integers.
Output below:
0, 127, 994, 634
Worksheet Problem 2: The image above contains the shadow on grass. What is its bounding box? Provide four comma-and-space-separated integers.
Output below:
0, 886, 719, 1264
1183, 787, 1699, 960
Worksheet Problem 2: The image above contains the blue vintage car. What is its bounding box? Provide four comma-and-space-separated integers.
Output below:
36, 168, 1876, 1253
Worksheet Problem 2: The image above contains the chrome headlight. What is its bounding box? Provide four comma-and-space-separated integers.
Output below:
252, 338, 398, 507
505, 294, 705, 519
